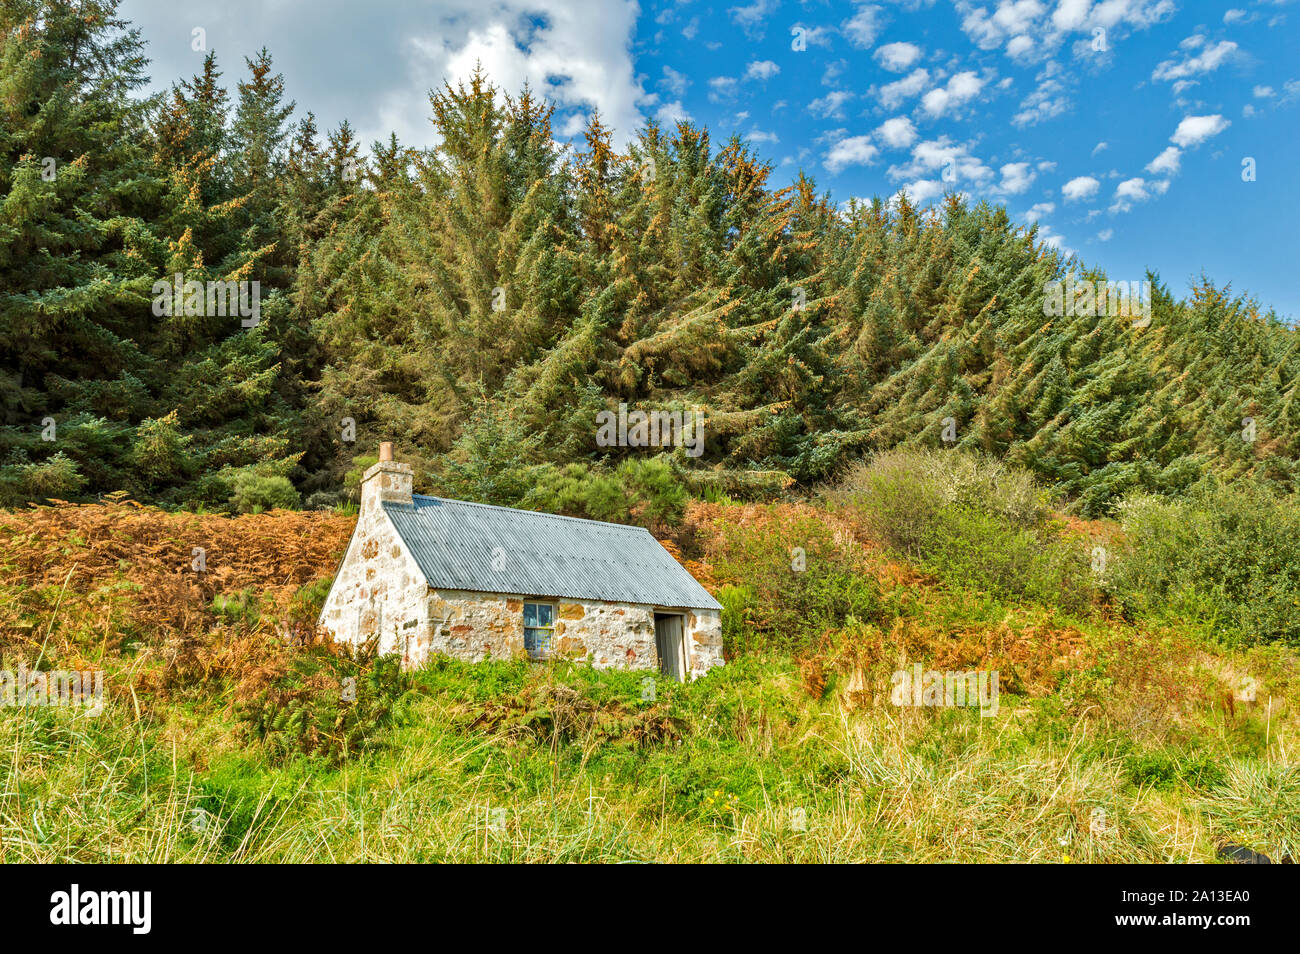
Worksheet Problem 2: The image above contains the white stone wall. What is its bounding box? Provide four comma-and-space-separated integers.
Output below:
686, 608, 724, 678
413, 590, 723, 677
318, 460, 427, 657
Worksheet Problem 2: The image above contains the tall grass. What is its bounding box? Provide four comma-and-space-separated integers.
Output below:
3, 654, 1294, 862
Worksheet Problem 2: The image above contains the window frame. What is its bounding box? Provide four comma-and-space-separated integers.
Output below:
522, 601, 556, 660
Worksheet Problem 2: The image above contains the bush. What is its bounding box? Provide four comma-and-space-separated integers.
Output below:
131, 410, 192, 485
919, 504, 1094, 614
1108, 485, 1300, 645
706, 506, 882, 653
0, 451, 88, 505
523, 458, 687, 530
834, 449, 1094, 613
230, 472, 300, 513
617, 458, 688, 528
237, 639, 415, 764
834, 448, 1051, 558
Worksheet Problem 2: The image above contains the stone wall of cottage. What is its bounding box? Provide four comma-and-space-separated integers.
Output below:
318, 458, 427, 656
685, 608, 724, 678
411, 589, 724, 678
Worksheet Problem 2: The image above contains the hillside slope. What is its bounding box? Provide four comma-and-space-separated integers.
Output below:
0, 498, 1295, 863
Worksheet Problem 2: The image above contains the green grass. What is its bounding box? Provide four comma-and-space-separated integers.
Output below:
3, 645, 1295, 863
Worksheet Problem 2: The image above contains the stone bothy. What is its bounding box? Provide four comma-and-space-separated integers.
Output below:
318, 445, 723, 679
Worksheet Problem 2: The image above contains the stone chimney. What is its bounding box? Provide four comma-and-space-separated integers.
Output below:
360, 442, 413, 512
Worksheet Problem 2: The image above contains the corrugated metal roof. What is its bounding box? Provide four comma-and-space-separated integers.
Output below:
383, 495, 721, 610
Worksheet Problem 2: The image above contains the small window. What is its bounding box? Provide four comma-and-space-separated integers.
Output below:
523, 602, 555, 659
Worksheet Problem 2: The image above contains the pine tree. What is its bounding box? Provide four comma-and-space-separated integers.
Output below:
0, 0, 163, 502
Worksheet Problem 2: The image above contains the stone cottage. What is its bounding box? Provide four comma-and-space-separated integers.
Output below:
318, 444, 723, 679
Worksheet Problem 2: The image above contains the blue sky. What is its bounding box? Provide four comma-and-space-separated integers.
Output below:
122, 0, 1300, 318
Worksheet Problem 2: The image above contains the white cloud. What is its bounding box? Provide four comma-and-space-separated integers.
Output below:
657, 100, 691, 126
708, 76, 739, 103
1097, 228, 1114, 241
1034, 223, 1074, 257
790, 22, 835, 48
998, 161, 1036, 194
1012, 65, 1069, 126
744, 60, 780, 81
875, 41, 923, 71
1110, 176, 1169, 212
809, 90, 855, 119
1152, 40, 1238, 82
960, 0, 1048, 48
405, 1, 648, 150
1052, 0, 1090, 32
1171, 113, 1230, 146
1115, 177, 1148, 199
826, 135, 880, 173
728, 0, 777, 38
1145, 145, 1181, 175
899, 180, 946, 204
877, 116, 918, 149
1024, 201, 1054, 222
1092, 141, 1109, 155
1062, 175, 1100, 201
888, 136, 993, 185
1253, 85, 1275, 98
843, 4, 885, 48
661, 66, 689, 98
921, 70, 987, 118
1006, 34, 1036, 60
878, 68, 930, 109
958, 0, 1175, 62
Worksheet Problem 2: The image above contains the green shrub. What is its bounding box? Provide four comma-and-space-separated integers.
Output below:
0, 451, 88, 505
708, 508, 882, 653
1109, 485, 1300, 645
919, 504, 1094, 614
834, 449, 1093, 613
230, 472, 300, 513
131, 410, 192, 485
617, 458, 688, 527
523, 458, 687, 529
1124, 749, 1228, 791
212, 589, 262, 626
834, 448, 1051, 559
237, 640, 415, 764
717, 583, 757, 654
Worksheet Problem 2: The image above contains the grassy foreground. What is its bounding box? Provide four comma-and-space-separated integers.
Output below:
3, 644, 1297, 863
1, 477, 1297, 863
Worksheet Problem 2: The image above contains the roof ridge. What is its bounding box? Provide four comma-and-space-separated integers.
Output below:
407, 493, 653, 533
